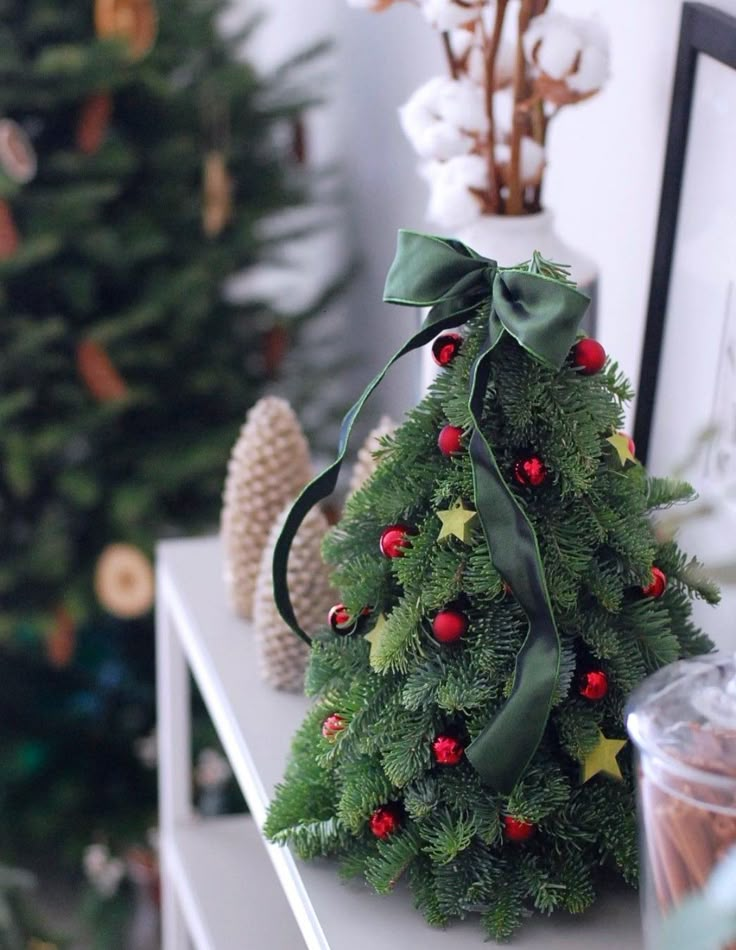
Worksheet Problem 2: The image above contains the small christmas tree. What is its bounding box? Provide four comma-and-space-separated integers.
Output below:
265, 231, 718, 939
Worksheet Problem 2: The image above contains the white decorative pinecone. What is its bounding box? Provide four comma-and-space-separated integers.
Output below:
253, 504, 336, 692
348, 415, 395, 497
221, 397, 312, 618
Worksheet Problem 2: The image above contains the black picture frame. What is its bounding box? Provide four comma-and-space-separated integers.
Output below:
634, 2, 736, 464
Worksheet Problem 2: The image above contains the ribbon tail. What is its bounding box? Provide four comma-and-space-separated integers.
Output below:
464, 331, 561, 794
272, 305, 479, 643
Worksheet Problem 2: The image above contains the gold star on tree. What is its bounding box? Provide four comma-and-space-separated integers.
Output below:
606, 432, 636, 466
364, 614, 389, 670
437, 498, 478, 543
581, 730, 627, 783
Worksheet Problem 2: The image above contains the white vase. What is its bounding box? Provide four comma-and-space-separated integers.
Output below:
420, 210, 598, 392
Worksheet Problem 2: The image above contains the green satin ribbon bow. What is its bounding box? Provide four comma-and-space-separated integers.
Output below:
273, 229, 590, 794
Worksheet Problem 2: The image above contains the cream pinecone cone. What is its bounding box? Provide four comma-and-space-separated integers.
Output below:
253, 504, 336, 691
221, 397, 312, 618
347, 415, 395, 497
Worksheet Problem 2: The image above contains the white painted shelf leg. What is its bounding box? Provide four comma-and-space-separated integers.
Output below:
157, 567, 193, 950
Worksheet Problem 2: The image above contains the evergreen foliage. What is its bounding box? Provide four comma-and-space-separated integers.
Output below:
265, 260, 717, 939
0, 0, 343, 886
0, 0, 341, 635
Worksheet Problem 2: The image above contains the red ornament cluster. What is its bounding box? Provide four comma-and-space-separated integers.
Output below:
642, 566, 667, 599
513, 454, 548, 487
432, 332, 463, 366
321, 713, 346, 741
571, 338, 607, 375
379, 524, 413, 559
432, 608, 468, 644
579, 669, 609, 701
503, 815, 536, 842
369, 804, 401, 840
438, 424, 464, 456
432, 735, 464, 765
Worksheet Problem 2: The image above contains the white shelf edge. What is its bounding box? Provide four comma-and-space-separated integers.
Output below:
158, 561, 329, 950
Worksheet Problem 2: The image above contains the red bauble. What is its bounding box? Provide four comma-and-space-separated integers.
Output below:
627, 435, 636, 458
432, 608, 468, 643
438, 424, 464, 456
432, 735, 464, 765
432, 332, 463, 366
379, 524, 413, 559
579, 669, 609, 701
369, 804, 401, 840
571, 338, 606, 375
322, 713, 346, 741
503, 816, 536, 842
513, 455, 547, 487
328, 603, 352, 632
642, 566, 667, 599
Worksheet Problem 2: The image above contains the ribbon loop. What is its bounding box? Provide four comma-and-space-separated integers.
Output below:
273, 228, 590, 793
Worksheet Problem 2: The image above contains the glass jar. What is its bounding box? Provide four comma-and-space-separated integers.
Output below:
626, 655, 736, 948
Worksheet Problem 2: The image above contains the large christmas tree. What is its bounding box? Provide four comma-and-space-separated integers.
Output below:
0, 0, 340, 861
265, 231, 717, 939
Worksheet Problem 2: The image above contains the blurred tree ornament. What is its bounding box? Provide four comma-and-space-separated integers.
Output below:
438, 423, 464, 456
253, 504, 335, 692
369, 804, 401, 839
379, 523, 414, 558
94, 543, 155, 619
436, 497, 477, 543
94, 0, 158, 60
513, 454, 548, 487
581, 730, 626, 783
642, 566, 667, 599
503, 815, 536, 842
0, 119, 37, 185
432, 734, 464, 765
46, 606, 77, 669
579, 669, 609, 701
571, 337, 606, 375
76, 92, 113, 155
364, 613, 389, 667
607, 432, 636, 466
221, 397, 312, 619
431, 331, 463, 366
0, 199, 19, 258
202, 151, 233, 238
76, 339, 128, 402
262, 324, 289, 379
347, 415, 396, 497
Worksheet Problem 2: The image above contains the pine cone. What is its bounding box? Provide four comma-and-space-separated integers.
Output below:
348, 415, 395, 497
253, 504, 336, 692
221, 397, 312, 618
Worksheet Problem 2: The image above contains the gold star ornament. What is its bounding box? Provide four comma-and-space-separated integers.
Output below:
581, 730, 627, 784
364, 613, 389, 670
437, 498, 478, 543
607, 432, 636, 467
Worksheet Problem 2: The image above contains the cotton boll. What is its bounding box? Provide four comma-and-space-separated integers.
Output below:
494, 41, 516, 87
346, 0, 396, 8
420, 0, 483, 31
524, 11, 610, 97
424, 154, 487, 230
567, 44, 609, 94
524, 13, 580, 79
437, 77, 488, 134
399, 75, 487, 160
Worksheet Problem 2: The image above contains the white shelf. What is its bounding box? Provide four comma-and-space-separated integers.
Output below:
157, 535, 643, 950
162, 815, 303, 950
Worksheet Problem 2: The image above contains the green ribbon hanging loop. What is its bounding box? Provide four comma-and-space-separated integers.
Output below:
273, 229, 590, 794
